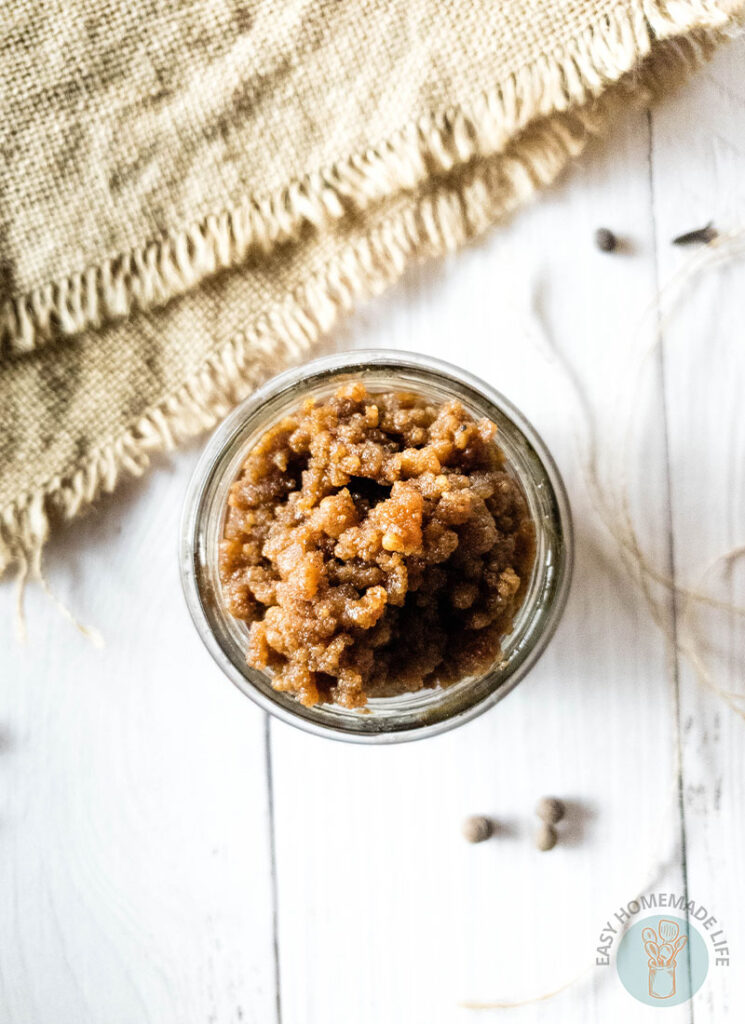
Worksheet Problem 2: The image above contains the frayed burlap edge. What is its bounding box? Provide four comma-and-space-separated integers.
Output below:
0, 0, 737, 358
0, 0, 743, 581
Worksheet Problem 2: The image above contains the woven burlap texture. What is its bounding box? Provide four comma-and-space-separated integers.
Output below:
0, 0, 742, 579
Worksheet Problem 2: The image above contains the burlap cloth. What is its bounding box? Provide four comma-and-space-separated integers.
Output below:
0, 0, 742, 579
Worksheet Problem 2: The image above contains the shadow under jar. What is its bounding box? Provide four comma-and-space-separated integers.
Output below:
180, 350, 572, 743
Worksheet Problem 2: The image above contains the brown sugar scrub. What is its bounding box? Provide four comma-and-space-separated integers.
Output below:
218, 381, 535, 709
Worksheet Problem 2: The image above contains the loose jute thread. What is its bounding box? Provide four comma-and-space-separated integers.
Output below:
463, 230, 745, 1010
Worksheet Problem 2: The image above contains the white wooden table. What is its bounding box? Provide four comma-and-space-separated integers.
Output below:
2, 40, 744, 1024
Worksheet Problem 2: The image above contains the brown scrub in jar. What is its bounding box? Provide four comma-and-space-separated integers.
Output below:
219, 381, 535, 709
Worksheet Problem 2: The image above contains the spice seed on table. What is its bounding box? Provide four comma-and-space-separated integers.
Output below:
462, 815, 494, 843
671, 222, 718, 245
535, 796, 565, 825
594, 227, 618, 252
535, 823, 558, 852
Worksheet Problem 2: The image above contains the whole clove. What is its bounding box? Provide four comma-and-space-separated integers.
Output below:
672, 222, 718, 246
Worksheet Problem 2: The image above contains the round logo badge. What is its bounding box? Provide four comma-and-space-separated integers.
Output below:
616, 915, 708, 1006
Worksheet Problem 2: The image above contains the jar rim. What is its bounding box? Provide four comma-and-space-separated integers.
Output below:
180, 349, 573, 743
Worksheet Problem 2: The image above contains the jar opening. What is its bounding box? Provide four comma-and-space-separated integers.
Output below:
180, 351, 573, 743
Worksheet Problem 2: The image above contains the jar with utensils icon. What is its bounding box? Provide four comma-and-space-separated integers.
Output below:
641, 920, 688, 999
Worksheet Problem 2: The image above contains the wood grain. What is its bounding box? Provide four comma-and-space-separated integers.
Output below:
0, 457, 279, 1024
650, 40, 745, 1022
269, 103, 688, 1023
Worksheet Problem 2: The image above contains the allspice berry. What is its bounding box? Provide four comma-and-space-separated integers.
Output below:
462, 815, 493, 844
536, 796, 565, 825
594, 227, 618, 252
535, 822, 557, 852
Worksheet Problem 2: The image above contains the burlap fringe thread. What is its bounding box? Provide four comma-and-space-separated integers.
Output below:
0, 0, 742, 589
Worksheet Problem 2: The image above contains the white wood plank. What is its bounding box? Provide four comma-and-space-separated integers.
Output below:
3, 40, 743, 1024
649, 37, 745, 1023
0, 449, 279, 1024
270, 105, 690, 1023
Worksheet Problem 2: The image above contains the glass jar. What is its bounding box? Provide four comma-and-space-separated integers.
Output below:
180, 350, 572, 743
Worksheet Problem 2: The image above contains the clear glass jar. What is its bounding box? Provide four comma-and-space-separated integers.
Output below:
180, 350, 572, 743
